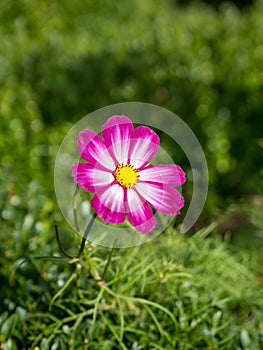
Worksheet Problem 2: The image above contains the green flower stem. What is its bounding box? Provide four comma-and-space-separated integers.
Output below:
101, 313, 128, 350
77, 212, 97, 258
49, 272, 77, 311
73, 184, 80, 232
45, 308, 96, 347
89, 287, 105, 339
104, 286, 178, 329
55, 225, 74, 258
101, 238, 117, 281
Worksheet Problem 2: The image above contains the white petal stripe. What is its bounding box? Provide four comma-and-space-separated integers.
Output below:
97, 184, 126, 213
129, 126, 160, 169
139, 164, 185, 186
126, 187, 147, 212
77, 129, 116, 171
135, 182, 184, 215
102, 116, 133, 164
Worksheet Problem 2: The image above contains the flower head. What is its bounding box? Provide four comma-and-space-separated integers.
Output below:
72, 116, 186, 234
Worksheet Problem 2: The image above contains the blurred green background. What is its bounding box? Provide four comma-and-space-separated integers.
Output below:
1, 0, 263, 349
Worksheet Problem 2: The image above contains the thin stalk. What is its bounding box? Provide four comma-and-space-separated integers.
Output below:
55, 225, 73, 258
77, 213, 97, 258
101, 238, 117, 281
73, 184, 80, 232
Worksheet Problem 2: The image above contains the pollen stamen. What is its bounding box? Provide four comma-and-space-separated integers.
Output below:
114, 163, 140, 188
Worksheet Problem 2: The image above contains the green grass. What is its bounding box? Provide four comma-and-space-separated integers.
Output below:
1, 223, 263, 349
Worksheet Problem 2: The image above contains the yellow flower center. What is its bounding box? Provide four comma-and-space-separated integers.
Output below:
114, 163, 140, 188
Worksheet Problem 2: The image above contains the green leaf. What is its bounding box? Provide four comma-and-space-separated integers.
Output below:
1, 314, 17, 341
240, 329, 251, 348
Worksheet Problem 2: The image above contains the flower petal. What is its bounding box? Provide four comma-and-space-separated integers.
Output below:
72, 162, 114, 192
139, 164, 186, 186
102, 115, 133, 164
126, 188, 156, 234
77, 129, 116, 171
136, 182, 184, 215
91, 184, 126, 224
129, 126, 160, 169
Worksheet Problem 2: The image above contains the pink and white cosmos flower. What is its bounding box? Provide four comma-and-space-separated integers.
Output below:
72, 116, 186, 234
